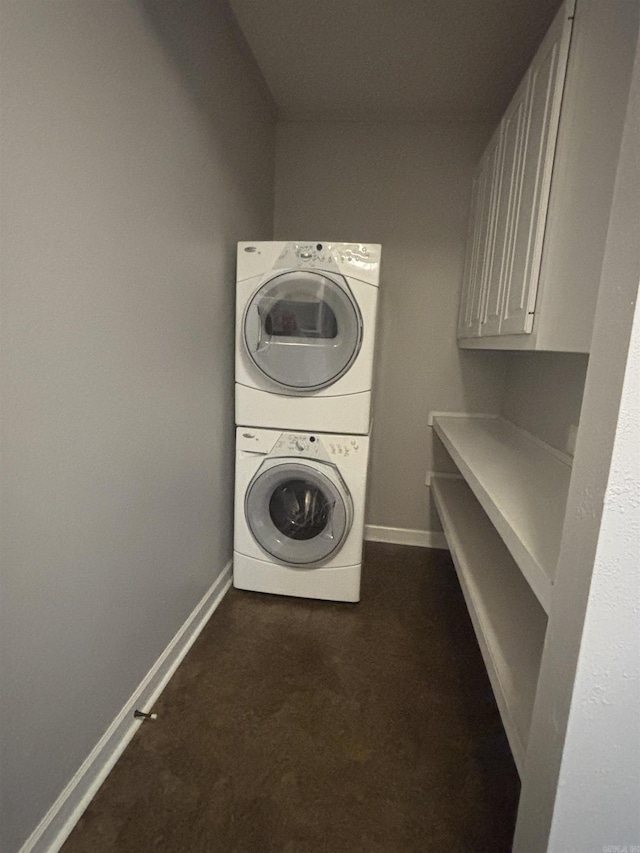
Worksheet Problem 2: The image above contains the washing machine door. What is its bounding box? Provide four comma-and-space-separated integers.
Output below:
243, 271, 363, 392
245, 460, 353, 565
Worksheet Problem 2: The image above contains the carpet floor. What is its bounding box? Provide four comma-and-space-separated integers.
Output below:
62, 542, 520, 852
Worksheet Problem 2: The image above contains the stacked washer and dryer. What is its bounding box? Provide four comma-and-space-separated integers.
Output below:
233, 241, 381, 602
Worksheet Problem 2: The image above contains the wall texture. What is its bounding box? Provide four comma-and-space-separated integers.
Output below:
274, 121, 507, 534
0, 1, 275, 850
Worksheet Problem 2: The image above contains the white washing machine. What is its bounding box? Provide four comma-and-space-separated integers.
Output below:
235, 241, 380, 435
234, 426, 370, 602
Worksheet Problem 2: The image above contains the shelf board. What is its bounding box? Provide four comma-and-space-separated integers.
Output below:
432, 415, 572, 612
432, 476, 548, 776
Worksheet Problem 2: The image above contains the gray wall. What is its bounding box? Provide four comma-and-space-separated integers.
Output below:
0, 1, 275, 850
274, 121, 507, 534
501, 352, 589, 454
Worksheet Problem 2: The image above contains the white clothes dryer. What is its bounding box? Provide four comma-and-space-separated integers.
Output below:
235, 241, 380, 435
234, 426, 370, 602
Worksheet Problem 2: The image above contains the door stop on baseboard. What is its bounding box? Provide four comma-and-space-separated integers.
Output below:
133, 709, 158, 721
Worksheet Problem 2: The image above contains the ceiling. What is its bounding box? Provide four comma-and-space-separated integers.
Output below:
229, 0, 563, 123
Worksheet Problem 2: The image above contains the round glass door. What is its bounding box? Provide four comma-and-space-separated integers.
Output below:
245, 462, 352, 565
243, 271, 363, 391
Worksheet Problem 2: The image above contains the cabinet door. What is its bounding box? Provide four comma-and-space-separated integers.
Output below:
500, 2, 573, 335
481, 77, 529, 337
458, 130, 502, 338
457, 173, 482, 338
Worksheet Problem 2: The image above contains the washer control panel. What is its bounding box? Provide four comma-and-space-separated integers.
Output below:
325, 438, 362, 459
273, 433, 325, 458
272, 432, 363, 461
238, 428, 367, 461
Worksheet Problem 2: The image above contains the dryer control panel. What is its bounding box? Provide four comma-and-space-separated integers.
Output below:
276, 243, 339, 271
273, 242, 381, 275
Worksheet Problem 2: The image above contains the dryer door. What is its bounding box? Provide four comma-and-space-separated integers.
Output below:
243, 271, 363, 392
245, 461, 353, 565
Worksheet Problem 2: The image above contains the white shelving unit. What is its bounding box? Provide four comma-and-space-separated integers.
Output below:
432, 476, 547, 776
431, 415, 572, 613
429, 412, 575, 774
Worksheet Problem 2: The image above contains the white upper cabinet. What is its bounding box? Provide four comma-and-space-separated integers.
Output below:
459, 0, 639, 352
458, 0, 573, 344
500, 11, 571, 336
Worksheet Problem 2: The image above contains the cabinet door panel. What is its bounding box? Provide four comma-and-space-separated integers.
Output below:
475, 133, 502, 333
457, 173, 482, 338
458, 132, 502, 339
501, 6, 572, 335
478, 127, 508, 335
482, 78, 529, 337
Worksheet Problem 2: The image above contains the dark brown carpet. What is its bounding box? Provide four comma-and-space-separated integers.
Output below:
62, 543, 519, 852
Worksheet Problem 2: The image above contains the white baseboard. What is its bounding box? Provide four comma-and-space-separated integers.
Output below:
365, 524, 449, 550
20, 562, 233, 853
